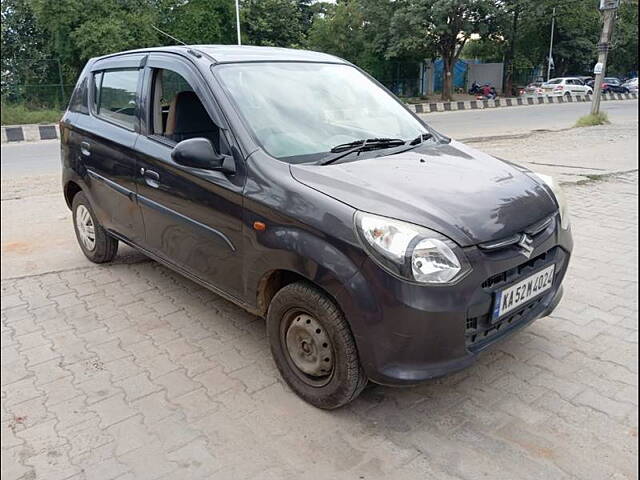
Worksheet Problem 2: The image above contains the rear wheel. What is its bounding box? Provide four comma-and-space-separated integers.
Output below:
266, 282, 367, 409
72, 191, 118, 263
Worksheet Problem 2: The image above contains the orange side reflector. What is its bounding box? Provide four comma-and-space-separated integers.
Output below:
253, 221, 266, 231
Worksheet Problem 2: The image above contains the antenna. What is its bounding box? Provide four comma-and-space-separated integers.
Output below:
152, 25, 187, 46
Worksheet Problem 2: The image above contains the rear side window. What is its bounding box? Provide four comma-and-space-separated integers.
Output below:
69, 77, 89, 114
96, 69, 139, 129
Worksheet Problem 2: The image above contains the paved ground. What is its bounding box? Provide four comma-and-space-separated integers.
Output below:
2, 172, 637, 480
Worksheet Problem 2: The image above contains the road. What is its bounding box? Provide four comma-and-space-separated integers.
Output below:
422, 99, 639, 139
1, 100, 638, 176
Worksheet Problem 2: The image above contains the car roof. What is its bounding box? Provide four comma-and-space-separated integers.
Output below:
94, 45, 347, 65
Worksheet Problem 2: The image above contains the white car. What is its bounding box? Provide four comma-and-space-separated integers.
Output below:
622, 77, 638, 94
538, 77, 593, 97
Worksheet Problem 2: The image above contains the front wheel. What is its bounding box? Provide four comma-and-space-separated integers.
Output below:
266, 282, 367, 409
72, 191, 118, 263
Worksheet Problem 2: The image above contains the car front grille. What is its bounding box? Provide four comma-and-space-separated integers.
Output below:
465, 297, 545, 350
478, 214, 556, 253
466, 245, 569, 352
481, 247, 558, 292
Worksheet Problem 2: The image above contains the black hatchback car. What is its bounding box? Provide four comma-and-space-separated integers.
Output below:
61, 45, 573, 408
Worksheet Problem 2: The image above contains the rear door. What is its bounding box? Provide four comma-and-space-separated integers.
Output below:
569, 79, 585, 94
73, 54, 146, 244
134, 53, 245, 298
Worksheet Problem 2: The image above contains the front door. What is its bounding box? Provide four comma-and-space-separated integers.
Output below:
134, 54, 245, 298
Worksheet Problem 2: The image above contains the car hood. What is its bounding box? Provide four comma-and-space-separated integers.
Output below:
290, 140, 558, 247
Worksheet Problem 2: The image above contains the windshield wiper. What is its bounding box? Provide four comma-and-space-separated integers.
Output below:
409, 132, 434, 146
329, 137, 405, 153
319, 138, 406, 165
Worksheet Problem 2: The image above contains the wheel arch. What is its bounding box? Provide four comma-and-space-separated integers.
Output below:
63, 180, 83, 209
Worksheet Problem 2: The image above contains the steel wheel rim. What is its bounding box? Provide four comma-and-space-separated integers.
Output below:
75, 205, 96, 251
281, 310, 334, 387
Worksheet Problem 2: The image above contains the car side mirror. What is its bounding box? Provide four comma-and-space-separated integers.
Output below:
171, 137, 236, 174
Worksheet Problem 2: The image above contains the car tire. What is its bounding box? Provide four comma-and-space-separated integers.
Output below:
564, 91, 571, 97
587, 89, 593, 95
72, 191, 118, 263
266, 282, 367, 409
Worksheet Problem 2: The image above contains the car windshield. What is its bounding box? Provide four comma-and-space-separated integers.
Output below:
604, 78, 619, 84
546, 79, 563, 84
215, 62, 429, 163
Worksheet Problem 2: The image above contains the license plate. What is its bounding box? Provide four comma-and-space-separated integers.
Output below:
492, 265, 555, 320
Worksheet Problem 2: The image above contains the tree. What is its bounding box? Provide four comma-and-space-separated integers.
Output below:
241, 0, 304, 47
29, 0, 161, 83
1, 0, 48, 96
307, 1, 408, 85
389, 0, 500, 101
158, 0, 236, 46
608, 0, 638, 76
307, 1, 365, 64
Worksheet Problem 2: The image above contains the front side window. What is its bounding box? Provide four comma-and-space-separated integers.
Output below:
215, 62, 428, 163
149, 68, 220, 150
96, 69, 139, 129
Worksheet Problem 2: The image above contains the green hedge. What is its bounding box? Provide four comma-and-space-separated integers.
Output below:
1, 103, 62, 125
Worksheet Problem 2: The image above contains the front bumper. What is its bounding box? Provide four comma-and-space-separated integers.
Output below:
350, 218, 573, 386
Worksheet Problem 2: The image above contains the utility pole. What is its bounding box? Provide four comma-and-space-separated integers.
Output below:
546, 7, 555, 82
235, 0, 242, 45
591, 1, 619, 115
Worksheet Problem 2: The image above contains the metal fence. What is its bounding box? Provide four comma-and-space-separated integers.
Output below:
2, 84, 75, 109
1, 58, 73, 109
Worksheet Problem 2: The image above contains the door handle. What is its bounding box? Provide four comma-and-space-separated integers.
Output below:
143, 169, 160, 188
80, 141, 91, 157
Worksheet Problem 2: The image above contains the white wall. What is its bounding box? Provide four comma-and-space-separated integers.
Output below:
467, 63, 504, 93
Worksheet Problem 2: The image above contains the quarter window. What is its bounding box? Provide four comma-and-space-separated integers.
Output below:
69, 77, 89, 114
96, 69, 139, 129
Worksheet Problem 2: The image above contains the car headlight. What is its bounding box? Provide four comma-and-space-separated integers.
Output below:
535, 174, 570, 230
355, 212, 471, 285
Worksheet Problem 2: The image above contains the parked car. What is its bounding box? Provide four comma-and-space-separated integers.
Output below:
601, 77, 630, 93
539, 77, 593, 97
622, 77, 638, 94
521, 81, 544, 97
61, 46, 573, 409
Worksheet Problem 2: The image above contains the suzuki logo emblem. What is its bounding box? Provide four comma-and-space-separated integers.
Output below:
518, 234, 534, 258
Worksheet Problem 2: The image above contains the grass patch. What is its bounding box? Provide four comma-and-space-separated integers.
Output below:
1, 103, 62, 125
574, 112, 610, 128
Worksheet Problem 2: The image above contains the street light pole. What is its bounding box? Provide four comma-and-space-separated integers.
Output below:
235, 0, 241, 46
546, 7, 556, 82
590, 4, 618, 115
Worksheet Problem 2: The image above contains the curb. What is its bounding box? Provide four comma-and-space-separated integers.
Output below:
1, 92, 637, 144
408, 92, 638, 114
1, 124, 61, 144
